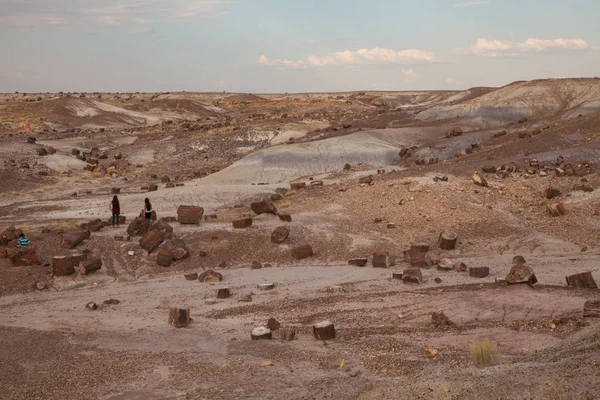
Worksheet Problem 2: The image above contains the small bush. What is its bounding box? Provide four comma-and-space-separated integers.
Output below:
470, 340, 499, 367
37, 96, 42, 101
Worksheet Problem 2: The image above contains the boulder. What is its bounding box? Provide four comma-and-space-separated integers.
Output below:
432, 311, 452, 328
0, 226, 23, 246
177, 205, 204, 224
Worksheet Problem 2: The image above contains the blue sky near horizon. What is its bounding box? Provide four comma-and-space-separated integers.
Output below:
0, 0, 599, 93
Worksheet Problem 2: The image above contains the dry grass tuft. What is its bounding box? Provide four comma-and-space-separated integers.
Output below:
470, 340, 499, 367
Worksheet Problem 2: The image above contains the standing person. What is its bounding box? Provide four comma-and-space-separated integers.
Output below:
109, 195, 120, 227
143, 198, 153, 220
17, 233, 31, 248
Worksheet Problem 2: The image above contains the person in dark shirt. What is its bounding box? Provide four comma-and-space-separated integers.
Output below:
109, 195, 121, 227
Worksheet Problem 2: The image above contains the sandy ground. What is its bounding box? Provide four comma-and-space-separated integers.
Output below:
1, 79, 600, 399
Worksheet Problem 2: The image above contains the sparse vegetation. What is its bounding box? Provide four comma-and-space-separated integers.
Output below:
470, 340, 499, 367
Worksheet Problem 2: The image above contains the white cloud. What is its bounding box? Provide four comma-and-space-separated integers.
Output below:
0, 0, 239, 28
458, 38, 590, 57
258, 47, 440, 69
401, 68, 418, 78
307, 48, 440, 66
445, 78, 459, 85
453, 1, 490, 7
257, 55, 306, 69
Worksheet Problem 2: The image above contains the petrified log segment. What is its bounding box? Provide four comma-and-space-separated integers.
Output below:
359, 175, 373, 184
139, 229, 165, 253
250, 199, 278, 215
544, 187, 561, 199
127, 217, 152, 236
168, 307, 190, 328
583, 300, 600, 318
163, 238, 189, 260
469, 267, 490, 278
438, 231, 458, 250
52, 256, 75, 276
153, 220, 174, 238
565, 272, 598, 289
348, 258, 368, 267
290, 182, 306, 190
251, 327, 272, 340
9, 246, 41, 266
403, 268, 423, 284
372, 252, 393, 268
404, 248, 426, 267
85, 302, 98, 310
61, 230, 88, 249
257, 283, 275, 291
216, 288, 231, 299
198, 270, 223, 282
156, 249, 173, 267
292, 244, 313, 260
177, 206, 204, 224
392, 272, 403, 280
313, 321, 336, 340
232, 217, 252, 228
184, 273, 198, 281
280, 328, 296, 341
506, 264, 537, 286
271, 226, 290, 244
278, 213, 292, 222
79, 258, 102, 275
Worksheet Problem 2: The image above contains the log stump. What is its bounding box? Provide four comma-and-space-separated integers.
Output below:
292, 244, 313, 260
469, 267, 490, 278
139, 229, 165, 253
156, 249, 173, 267
169, 307, 190, 328
404, 248, 426, 267
251, 327, 272, 340
438, 231, 458, 250
61, 230, 88, 249
216, 288, 231, 299
177, 205, 204, 224
232, 217, 252, 229
198, 270, 223, 282
79, 258, 102, 275
583, 300, 600, 318
565, 271, 598, 289
372, 252, 393, 268
52, 256, 75, 277
348, 258, 368, 267
271, 226, 290, 244
313, 321, 336, 340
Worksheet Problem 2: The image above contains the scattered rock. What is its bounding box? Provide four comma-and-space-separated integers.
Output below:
372, 251, 393, 268
216, 287, 231, 299
506, 264, 537, 286
278, 213, 292, 222
156, 249, 174, 267
238, 293, 252, 302
547, 201, 567, 217
127, 217, 152, 237
583, 300, 600, 318
251, 261, 262, 270
290, 182, 306, 190
432, 311, 452, 327
61, 230, 88, 249
280, 328, 296, 341
472, 171, 488, 187
9, 246, 41, 266
544, 187, 561, 199
85, 302, 98, 311
266, 318, 281, 331
103, 299, 120, 305
184, 273, 198, 281
359, 175, 373, 184
437, 258, 454, 271
257, 283, 276, 291
79, 258, 102, 275
454, 262, 467, 272
139, 229, 165, 253
36, 281, 47, 290
148, 184, 158, 192
251, 199, 278, 215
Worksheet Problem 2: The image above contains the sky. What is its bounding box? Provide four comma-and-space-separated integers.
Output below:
0, 0, 599, 93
